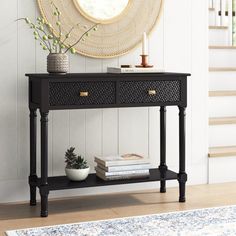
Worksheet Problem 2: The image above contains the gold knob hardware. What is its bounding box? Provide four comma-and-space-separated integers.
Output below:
80, 91, 89, 97
148, 90, 156, 95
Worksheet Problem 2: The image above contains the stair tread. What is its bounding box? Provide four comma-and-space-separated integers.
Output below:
209, 90, 236, 96
209, 146, 236, 157
209, 26, 228, 29
209, 46, 236, 49
209, 67, 236, 71
209, 116, 236, 125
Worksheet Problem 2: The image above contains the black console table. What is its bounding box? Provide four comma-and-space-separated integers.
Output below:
26, 72, 190, 217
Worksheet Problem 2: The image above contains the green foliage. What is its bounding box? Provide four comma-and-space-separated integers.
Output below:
65, 147, 89, 169
17, 1, 99, 54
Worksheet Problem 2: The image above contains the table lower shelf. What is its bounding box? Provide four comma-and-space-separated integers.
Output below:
36, 168, 178, 191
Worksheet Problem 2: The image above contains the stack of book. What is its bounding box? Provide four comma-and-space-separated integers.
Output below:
94, 154, 151, 181
107, 67, 165, 74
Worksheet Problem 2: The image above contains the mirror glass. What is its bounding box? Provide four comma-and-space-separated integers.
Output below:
76, 0, 129, 22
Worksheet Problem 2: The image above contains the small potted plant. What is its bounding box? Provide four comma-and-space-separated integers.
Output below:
65, 147, 90, 181
18, 1, 98, 74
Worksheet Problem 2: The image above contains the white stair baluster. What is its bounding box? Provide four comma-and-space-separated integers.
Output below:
233, 0, 236, 45
214, 0, 221, 26
228, 0, 233, 45
209, 0, 213, 8
221, 0, 226, 26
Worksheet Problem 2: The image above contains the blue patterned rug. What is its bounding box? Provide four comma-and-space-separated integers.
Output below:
6, 205, 236, 236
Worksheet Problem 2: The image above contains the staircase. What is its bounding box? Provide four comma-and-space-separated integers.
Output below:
208, 0, 236, 183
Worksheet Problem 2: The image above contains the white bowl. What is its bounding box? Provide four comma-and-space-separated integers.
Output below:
65, 167, 90, 181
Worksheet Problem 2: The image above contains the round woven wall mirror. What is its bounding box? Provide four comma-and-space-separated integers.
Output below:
37, 0, 163, 58
74, 0, 130, 23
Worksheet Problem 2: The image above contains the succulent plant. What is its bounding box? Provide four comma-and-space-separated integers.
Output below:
65, 147, 89, 169
17, 1, 98, 54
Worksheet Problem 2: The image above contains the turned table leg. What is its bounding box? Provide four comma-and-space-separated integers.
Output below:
159, 106, 168, 193
29, 109, 37, 206
178, 106, 187, 202
40, 111, 49, 217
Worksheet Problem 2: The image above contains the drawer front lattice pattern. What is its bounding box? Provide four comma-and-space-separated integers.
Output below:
120, 80, 181, 104
49, 81, 116, 106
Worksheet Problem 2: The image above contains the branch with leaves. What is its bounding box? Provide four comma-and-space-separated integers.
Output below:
17, 1, 99, 54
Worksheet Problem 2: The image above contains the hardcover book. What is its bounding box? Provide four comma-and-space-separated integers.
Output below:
107, 67, 164, 74
95, 166, 150, 177
94, 154, 150, 167
97, 163, 151, 172
96, 171, 150, 181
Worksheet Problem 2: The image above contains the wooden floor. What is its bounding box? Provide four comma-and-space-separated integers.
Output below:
1, 182, 236, 235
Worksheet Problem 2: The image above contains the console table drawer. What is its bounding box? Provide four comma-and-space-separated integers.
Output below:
119, 80, 181, 104
49, 81, 116, 106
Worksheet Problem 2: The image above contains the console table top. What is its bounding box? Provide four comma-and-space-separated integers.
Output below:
26, 72, 191, 79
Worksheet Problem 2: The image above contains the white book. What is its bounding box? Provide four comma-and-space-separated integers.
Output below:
96, 171, 150, 181
107, 67, 165, 74
95, 166, 149, 177
97, 163, 151, 172
94, 154, 150, 167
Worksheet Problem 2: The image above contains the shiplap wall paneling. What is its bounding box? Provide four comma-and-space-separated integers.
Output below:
52, 111, 70, 176
166, 108, 179, 168
119, 108, 149, 159
164, 0, 191, 72
32, 1, 54, 177
148, 108, 160, 167
69, 110, 86, 160
101, 58, 119, 157
148, 5, 164, 167
117, 28, 149, 158
0, 0, 18, 181
84, 58, 103, 171
148, 5, 164, 69
191, 0, 208, 170
186, 0, 208, 185
85, 110, 102, 171
69, 54, 86, 167
17, 0, 36, 179
162, 0, 192, 170
102, 108, 119, 156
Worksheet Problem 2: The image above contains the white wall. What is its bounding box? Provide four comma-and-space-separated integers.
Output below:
0, 0, 208, 203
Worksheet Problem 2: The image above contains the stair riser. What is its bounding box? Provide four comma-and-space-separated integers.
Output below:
209, 11, 215, 26
209, 72, 236, 90
209, 29, 229, 46
209, 49, 236, 67
209, 125, 236, 147
208, 11, 228, 27
209, 97, 236, 117
209, 157, 236, 183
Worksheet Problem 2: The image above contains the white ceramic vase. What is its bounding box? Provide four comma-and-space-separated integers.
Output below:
65, 167, 90, 181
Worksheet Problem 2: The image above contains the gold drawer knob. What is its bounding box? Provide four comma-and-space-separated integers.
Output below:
148, 90, 156, 95
80, 91, 89, 97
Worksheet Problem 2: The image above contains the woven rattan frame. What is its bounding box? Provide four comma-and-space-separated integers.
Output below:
37, 0, 163, 58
